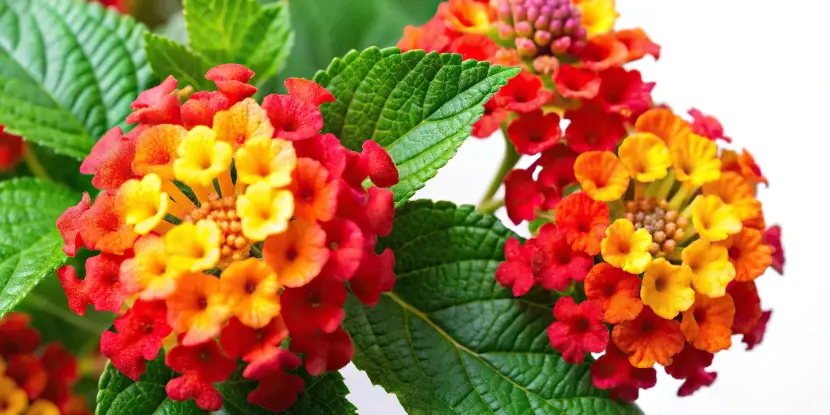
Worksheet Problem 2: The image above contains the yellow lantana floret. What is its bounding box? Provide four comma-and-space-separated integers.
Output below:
237, 182, 294, 241
682, 239, 735, 297
166, 220, 221, 272
213, 98, 275, 148
121, 234, 180, 300
0, 376, 28, 415
601, 219, 653, 274
220, 258, 281, 329
234, 136, 297, 188
174, 126, 233, 187
574, 151, 630, 202
115, 173, 169, 235
26, 400, 60, 415
575, 0, 618, 37
640, 258, 695, 319
618, 133, 671, 182
670, 133, 721, 187
692, 195, 742, 242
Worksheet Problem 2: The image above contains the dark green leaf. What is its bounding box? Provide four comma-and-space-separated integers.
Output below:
144, 33, 214, 91
97, 350, 355, 414
314, 48, 520, 206
158, 0, 293, 88
0, 0, 152, 159
280, 0, 443, 81
343, 200, 643, 414
0, 178, 79, 319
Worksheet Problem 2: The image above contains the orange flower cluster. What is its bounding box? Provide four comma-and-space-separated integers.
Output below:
0, 313, 90, 415
497, 107, 783, 399
402, 1, 783, 400
55, 65, 398, 411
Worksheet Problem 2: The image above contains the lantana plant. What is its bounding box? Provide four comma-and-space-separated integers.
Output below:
0, 0, 784, 414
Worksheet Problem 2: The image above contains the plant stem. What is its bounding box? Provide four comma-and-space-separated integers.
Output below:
478, 125, 521, 210
479, 198, 505, 215
23, 146, 51, 182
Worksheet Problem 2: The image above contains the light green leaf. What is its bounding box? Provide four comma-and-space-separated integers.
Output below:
164, 0, 293, 87
0, 178, 78, 319
313, 48, 520, 206
144, 33, 214, 91
343, 200, 643, 415
0, 0, 152, 159
97, 350, 355, 414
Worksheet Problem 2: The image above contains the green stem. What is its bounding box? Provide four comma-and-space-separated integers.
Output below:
23, 146, 51, 182
479, 198, 505, 215
478, 125, 521, 210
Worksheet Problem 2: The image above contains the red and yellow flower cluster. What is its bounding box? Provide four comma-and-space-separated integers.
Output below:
403, 0, 784, 401
0, 313, 90, 415
55, 64, 398, 411
496, 109, 784, 399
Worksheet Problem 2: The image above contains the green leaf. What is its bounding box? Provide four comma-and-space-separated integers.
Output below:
280, 0, 443, 82
97, 350, 355, 414
215, 368, 356, 415
0, 0, 152, 160
343, 200, 643, 415
0, 178, 78, 319
144, 33, 214, 91
313, 48, 520, 206
151, 0, 293, 88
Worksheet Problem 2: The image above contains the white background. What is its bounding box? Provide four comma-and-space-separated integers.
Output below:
341, 0, 830, 413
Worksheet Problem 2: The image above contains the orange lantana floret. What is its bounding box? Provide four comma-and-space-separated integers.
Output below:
681, 293, 735, 353
718, 228, 773, 282
554, 192, 610, 256
702, 171, 762, 223
574, 151, 631, 202
612, 306, 685, 368
220, 258, 281, 329
584, 263, 643, 324
290, 158, 339, 223
634, 108, 691, 145
262, 220, 330, 288
166, 272, 232, 346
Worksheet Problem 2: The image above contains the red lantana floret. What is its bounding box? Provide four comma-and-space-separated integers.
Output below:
165, 340, 237, 411
547, 297, 609, 364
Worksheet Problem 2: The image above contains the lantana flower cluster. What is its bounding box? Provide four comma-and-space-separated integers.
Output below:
402, 0, 784, 401
0, 313, 90, 415
55, 64, 398, 411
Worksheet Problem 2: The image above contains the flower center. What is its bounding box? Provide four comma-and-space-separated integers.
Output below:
624, 199, 687, 257
654, 276, 667, 292
186, 195, 252, 269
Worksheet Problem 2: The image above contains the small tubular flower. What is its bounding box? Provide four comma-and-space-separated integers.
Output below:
132, 125, 187, 179
262, 220, 329, 288
506, 111, 563, 155
681, 239, 735, 297
236, 182, 294, 241
565, 107, 626, 153
718, 228, 773, 282
165, 340, 236, 411
504, 168, 544, 225
319, 219, 364, 281
213, 99, 275, 147
115, 174, 169, 235
680, 293, 735, 353
601, 219, 653, 274
166, 221, 221, 273
56, 193, 91, 257
612, 306, 685, 368
494, 71, 554, 113
617, 133, 671, 182
221, 317, 288, 363
5, 353, 46, 399
721, 149, 767, 186
290, 158, 339, 223
120, 234, 178, 300
289, 328, 353, 376
244, 349, 305, 412
670, 133, 721, 187
763, 225, 785, 274
575, 0, 617, 36
166, 273, 232, 346
691, 195, 742, 243
280, 275, 345, 335
173, 126, 233, 187
584, 263, 643, 324
593, 68, 655, 117
664, 345, 717, 397
727, 281, 762, 335
0, 376, 27, 415
591, 344, 656, 402
634, 108, 691, 145
234, 136, 296, 187
547, 297, 609, 364
553, 64, 601, 100
0, 314, 40, 358
702, 172, 762, 222
614, 28, 661, 62
554, 192, 610, 255
640, 258, 695, 319
262, 94, 323, 141
742, 310, 771, 350
78, 192, 138, 254
574, 151, 630, 202
100, 300, 171, 381
688, 108, 731, 143
220, 258, 281, 329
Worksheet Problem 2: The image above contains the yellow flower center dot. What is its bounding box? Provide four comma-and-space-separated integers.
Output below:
624, 198, 687, 257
